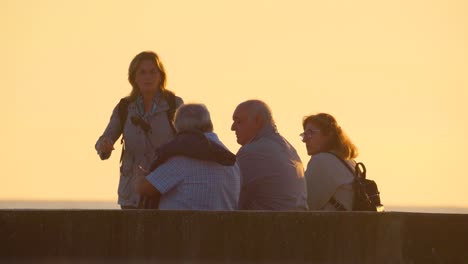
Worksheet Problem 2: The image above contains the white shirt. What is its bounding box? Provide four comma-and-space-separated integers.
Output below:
305, 153, 355, 211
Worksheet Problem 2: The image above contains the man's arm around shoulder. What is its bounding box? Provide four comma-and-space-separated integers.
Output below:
135, 176, 161, 197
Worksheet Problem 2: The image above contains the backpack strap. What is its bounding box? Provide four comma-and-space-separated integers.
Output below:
324, 152, 358, 211
163, 90, 177, 133
329, 197, 347, 211
326, 152, 367, 178
117, 98, 130, 164
118, 98, 130, 132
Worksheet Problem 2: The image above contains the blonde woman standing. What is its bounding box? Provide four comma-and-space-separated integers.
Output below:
95, 51, 183, 209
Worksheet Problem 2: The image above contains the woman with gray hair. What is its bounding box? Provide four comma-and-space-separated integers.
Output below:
136, 104, 240, 210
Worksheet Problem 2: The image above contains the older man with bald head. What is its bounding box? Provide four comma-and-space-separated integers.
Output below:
231, 100, 307, 210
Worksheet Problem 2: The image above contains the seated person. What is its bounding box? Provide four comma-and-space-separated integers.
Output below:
135, 103, 240, 210
231, 100, 307, 210
301, 113, 358, 211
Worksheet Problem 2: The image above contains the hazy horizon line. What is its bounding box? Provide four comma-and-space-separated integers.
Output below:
1, 200, 468, 214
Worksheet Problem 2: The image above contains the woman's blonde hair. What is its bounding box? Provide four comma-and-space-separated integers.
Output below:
302, 113, 358, 159
127, 51, 168, 101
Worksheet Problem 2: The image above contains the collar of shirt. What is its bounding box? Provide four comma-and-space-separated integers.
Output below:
136, 92, 161, 117
205, 132, 230, 151
249, 124, 278, 144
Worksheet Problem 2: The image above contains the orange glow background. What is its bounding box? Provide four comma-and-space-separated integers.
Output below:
3, 0, 468, 207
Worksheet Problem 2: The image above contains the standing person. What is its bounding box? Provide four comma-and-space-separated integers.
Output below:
135, 104, 240, 210
231, 100, 307, 210
301, 113, 358, 211
95, 51, 183, 209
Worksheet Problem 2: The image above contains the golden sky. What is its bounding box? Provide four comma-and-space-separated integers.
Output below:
3, 0, 468, 207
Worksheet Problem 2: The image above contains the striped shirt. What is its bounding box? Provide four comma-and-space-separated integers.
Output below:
145, 133, 240, 210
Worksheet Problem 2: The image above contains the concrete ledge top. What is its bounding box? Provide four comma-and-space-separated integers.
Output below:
1, 210, 467, 263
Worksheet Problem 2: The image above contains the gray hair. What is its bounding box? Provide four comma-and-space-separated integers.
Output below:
173, 103, 214, 133
238, 99, 275, 127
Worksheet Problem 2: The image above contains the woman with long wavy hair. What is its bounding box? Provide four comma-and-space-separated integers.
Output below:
300, 113, 358, 211
95, 51, 183, 209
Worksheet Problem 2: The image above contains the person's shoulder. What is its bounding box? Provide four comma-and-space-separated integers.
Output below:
305, 154, 333, 177
115, 96, 137, 108
204, 132, 225, 146
163, 90, 183, 105
114, 96, 128, 108
174, 95, 183, 106
239, 132, 286, 154
237, 138, 278, 166
237, 140, 263, 156
309, 153, 342, 166
235, 144, 257, 164
156, 156, 200, 173
308, 153, 354, 177
258, 134, 298, 158
166, 155, 195, 164
167, 155, 229, 172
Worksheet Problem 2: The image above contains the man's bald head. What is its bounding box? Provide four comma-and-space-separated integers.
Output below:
231, 100, 276, 146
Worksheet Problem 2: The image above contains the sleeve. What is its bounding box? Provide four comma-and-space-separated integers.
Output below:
305, 155, 343, 210
95, 103, 124, 160
145, 157, 185, 194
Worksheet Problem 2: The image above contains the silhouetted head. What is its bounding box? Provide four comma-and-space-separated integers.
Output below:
174, 104, 214, 133
231, 100, 275, 146
128, 51, 167, 100
301, 113, 358, 159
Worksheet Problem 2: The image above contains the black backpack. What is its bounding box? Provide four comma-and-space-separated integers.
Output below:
328, 153, 384, 212
117, 90, 177, 163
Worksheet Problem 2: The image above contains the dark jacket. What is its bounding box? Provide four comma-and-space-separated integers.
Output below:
149, 130, 236, 171
141, 130, 237, 209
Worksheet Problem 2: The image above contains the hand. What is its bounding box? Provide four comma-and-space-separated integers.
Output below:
134, 168, 160, 197
134, 174, 145, 195
134, 169, 150, 195
97, 137, 114, 154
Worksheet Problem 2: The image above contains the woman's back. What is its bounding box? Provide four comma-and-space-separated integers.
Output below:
305, 152, 354, 211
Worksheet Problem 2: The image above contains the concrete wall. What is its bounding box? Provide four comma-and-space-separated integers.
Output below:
1, 210, 467, 263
